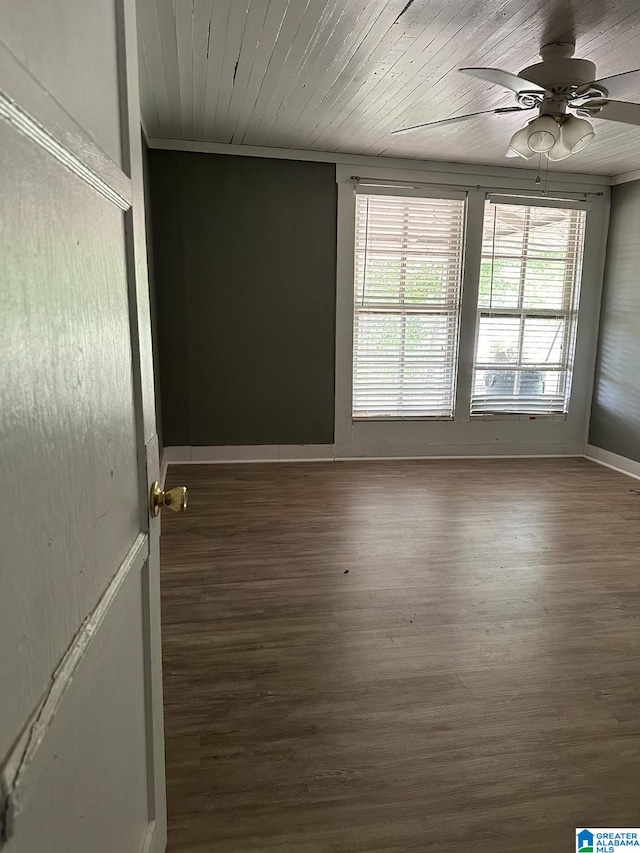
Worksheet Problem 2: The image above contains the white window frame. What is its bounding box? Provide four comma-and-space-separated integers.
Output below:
335, 164, 610, 459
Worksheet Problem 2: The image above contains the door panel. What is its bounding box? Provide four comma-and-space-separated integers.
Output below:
3, 549, 150, 853
0, 118, 139, 759
0, 0, 166, 850
1, 0, 123, 166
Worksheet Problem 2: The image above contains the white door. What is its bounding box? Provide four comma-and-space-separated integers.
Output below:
0, 2, 169, 852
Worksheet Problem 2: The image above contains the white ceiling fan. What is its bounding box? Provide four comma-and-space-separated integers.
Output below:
392, 43, 640, 161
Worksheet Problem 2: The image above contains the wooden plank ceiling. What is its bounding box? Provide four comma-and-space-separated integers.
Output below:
137, 0, 640, 175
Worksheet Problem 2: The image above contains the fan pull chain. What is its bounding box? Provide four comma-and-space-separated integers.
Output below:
543, 155, 550, 195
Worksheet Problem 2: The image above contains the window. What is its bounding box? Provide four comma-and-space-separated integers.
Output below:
353, 192, 465, 418
471, 199, 586, 415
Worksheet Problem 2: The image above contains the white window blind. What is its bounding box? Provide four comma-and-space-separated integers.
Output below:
353, 192, 465, 418
471, 199, 586, 416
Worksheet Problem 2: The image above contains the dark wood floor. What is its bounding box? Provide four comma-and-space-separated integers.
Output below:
161, 458, 640, 853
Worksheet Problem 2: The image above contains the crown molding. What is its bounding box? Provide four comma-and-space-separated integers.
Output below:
611, 169, 640, 185
146, 137, 613, 187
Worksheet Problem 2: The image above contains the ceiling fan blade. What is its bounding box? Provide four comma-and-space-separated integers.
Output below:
391, 106, 532, 136
580, 69, 640, 100
460, 67, 545, 95
590, 99, 640, 127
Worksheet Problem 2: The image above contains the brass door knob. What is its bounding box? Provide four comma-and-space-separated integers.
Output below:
150, 482, 188, 516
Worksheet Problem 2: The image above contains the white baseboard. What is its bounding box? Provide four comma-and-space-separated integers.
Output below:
583, 443, 640, 481
163, 445, 587, 465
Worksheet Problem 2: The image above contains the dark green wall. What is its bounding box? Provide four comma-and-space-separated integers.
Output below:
148, 151, 337, 446
589, 180, 640, 462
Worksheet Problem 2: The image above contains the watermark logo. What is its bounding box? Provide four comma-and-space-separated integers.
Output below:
576, 828, 640, 852
578, 830, 594, 853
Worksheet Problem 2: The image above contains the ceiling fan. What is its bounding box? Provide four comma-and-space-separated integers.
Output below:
392, 43, 640, 161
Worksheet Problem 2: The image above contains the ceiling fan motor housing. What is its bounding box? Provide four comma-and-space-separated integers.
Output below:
520, 43, 597, 91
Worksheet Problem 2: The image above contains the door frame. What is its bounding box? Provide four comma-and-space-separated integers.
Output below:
117, 0, 167, 848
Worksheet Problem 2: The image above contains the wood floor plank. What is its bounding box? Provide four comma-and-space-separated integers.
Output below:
161, 458, 640, 852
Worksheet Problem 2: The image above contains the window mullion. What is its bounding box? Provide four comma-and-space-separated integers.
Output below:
558, 210, 580, 402
514, 206, 532, 398
454, 189, 485, 423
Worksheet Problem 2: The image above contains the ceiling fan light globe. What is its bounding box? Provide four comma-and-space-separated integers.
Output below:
508, 126, 536, 159
561, 115, 595, 153
546, 137, 572, 161
526, 115, 560, 152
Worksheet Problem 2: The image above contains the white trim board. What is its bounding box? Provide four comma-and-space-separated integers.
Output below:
163, 445, 588, 464
583, 444, 640, 481
147, 137, 612, 187
159, 449, 168, 488
140, 114, 150, 147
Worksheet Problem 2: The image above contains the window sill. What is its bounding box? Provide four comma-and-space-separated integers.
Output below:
469, 412, 568, 421
351, 413, 569, 423
352, 416, 454, 423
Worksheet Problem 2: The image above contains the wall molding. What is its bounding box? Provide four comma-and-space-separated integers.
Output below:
0, 533, 149, 846
147, 136, 612, 187
583, 443, 640, 481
